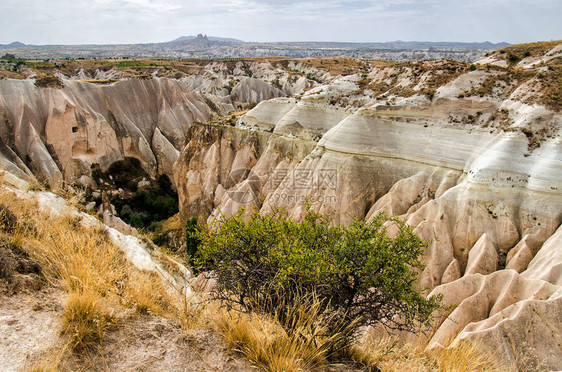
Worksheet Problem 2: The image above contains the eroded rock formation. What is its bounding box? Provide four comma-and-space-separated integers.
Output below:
0, 60, 315, 189
0, 78, 214, 188
173, 44, 562, 370
1, 43, 561, 370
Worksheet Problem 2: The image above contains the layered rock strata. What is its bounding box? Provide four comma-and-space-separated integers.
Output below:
173, 46, 562, 369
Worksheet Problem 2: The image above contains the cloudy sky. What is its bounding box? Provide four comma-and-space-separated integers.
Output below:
0, 0, 560, 45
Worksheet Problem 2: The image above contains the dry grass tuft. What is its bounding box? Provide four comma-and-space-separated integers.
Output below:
433, 340, 503, 371
61, 291, 114, 351
352, 335, 507, 371
25, 349, 64, 372
215, 310, 324, 372
26, 363, 60, 372
211, 295, 352, 372
180, 298, 207, 330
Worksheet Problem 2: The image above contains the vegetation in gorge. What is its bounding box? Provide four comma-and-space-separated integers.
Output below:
34, 75, 64, 88
184, 217, 200, 265
91, 158, 179, 230
4, 41, 559, 370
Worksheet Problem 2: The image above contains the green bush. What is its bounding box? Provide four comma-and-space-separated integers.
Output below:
129, 213, 144, 228
91, 169, 105, 182
148, 220, 163, 232
152, 233, 169, 247
120, 205, 133, 220
110, 171, 179, 229
508, 53, 519, 62
185, 217, 200, 266
196, 207, 441, 342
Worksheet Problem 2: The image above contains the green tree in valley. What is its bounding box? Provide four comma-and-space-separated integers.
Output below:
195, 207, 441, 345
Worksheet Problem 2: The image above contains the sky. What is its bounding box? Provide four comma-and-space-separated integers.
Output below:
0, 0, 560, 45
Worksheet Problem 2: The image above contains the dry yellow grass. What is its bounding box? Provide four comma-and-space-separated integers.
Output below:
24, 348, 65, 372
498, 40, 561, 60
300, 57, 391, 76
161, 212, 182, 231
214, 309, 326, 372
3, 193, 174, 314
209, 295, 355, 372
0, 185, 177, 355
179, 297, 208, 330
193, 291, 507, 372
61, 291, 114, 351
351, 334, 507, 372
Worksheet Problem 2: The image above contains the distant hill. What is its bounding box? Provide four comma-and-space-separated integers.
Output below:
0, 41, 26, 49
171, 35, 244, 43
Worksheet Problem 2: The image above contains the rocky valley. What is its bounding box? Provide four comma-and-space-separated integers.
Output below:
1, 41, 561, 370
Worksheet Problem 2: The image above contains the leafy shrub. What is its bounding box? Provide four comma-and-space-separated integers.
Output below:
185, 217, 200, 265
91, 168, 105, 182
196, 207, 441, 347
306, 72, 319, 82
152, 233, 169, 247
129, 211, 149, 228
128, 191, 177, 220
120, 204, 133, 220
148, 220, 163, 232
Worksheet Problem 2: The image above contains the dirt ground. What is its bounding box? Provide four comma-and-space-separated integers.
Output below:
0, 288, 63, 372
61, 316, 257, 372
1, 290, 257, 372
0, 239, 256, 372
